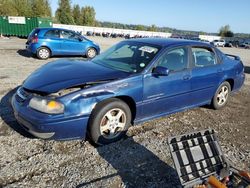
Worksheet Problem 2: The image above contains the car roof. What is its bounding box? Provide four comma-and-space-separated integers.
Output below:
128, 38, 213, 48
36, 27, 77, 32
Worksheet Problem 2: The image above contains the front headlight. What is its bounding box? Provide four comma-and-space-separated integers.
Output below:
29, 97, 64, 114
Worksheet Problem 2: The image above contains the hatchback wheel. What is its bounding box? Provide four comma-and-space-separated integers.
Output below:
88, 98, 131, 145
86, 48, 97, 59
212, 81, 231, 109
37, 47, 51, 60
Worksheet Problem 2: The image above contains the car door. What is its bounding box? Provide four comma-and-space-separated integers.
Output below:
189, 46, 223, 105
60, 30, 84, 55
43, 29, 62, 55
142, 46, 192, 119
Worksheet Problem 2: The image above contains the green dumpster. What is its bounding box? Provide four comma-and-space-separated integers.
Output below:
0, 16, 52, 37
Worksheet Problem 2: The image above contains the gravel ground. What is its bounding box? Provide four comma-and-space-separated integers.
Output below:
0, 37, 249, 188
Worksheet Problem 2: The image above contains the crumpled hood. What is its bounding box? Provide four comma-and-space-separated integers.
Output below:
23, 59, 130, 94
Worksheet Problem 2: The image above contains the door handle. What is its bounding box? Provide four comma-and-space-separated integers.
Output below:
183, 75, 191, 80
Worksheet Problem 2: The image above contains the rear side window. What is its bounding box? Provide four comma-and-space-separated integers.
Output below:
44, 30, 60, 38
157, 47, 188, 72
192, 47, 216, 67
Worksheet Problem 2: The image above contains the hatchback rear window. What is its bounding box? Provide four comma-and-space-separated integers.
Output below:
29, 29, 40, 37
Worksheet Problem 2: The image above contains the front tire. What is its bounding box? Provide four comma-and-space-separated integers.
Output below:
211, 81, 231, 109
88, 98, 131, 145
37, 47, 51, 60
86, 48, 97, 59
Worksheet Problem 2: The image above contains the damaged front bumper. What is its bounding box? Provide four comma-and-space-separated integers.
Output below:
11, 94, 89, 140
14, 113, 55, 139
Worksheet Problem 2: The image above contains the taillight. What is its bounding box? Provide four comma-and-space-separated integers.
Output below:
31, 36, 38, 43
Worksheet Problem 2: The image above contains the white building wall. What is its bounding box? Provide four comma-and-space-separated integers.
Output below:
53, 24, 172, 38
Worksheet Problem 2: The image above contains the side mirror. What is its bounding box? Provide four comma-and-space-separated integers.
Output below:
152, 66, 169, 76
78, 37, 83, 41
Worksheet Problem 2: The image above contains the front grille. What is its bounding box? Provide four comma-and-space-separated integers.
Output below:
15, 87, 31, 103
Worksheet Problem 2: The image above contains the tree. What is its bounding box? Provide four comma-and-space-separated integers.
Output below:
219, 25, 234, 37
72, 4, 81, 25
31, 0, 51, 17
31, 0, 44, 17
94, 21, 101, 27
81, 6, 96, 26
13, 0, 32, 16
135, 25, 145, 31
0, 0, 51, 17
44, 0, 52, 17
0, 0, 19, 16
55, 0, 74, 24
148, 24, 157, 32
199, 31, 207, 35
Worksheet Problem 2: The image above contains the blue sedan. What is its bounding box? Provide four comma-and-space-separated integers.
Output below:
12, 38, 245, 145
26, 28, 100, 59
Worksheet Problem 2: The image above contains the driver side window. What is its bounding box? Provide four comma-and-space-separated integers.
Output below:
157, 47, 188, 72
60, 30, 79, 41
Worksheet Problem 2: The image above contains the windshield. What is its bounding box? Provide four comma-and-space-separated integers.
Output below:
92, 41, 161, 73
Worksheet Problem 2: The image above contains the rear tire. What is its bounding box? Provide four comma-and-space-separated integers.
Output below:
37, 47, 51, 60
211, 81, 231, 110
86, 48, 97, 59
88, 98, 131, 145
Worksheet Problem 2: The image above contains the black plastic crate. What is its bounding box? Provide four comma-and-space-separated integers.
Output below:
168, 129, 228, 187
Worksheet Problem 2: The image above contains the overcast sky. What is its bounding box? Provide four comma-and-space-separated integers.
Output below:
51, 0, 250, 33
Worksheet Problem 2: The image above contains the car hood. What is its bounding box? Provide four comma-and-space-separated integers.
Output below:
23, 59, 130, 94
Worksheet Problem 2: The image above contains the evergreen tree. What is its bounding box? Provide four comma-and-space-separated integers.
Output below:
44, 0, 52, 17
55, 0, 74, 24
31, 0, 51, 17
72, 4, 81, 25
0, 0, 51, 17
0, 0, 18, 16
32, 0, 44, 17
81, 6, 96, 26
13, 0, 33, 16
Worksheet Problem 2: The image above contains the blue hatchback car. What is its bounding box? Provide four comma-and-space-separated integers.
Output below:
12, 38, 245, 145
26, 28, 100, 59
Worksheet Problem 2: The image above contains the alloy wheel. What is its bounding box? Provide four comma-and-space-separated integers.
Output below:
100, 108, 126, 139
217, 86, 229, 106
